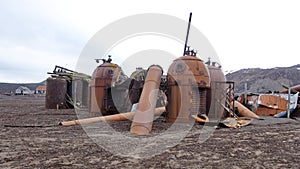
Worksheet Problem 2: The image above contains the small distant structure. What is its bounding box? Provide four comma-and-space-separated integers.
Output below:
35, 85, 46, 95
15, 86, 32, 95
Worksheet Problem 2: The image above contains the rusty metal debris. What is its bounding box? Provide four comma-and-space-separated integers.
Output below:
191, 114, 209, 123
236, 91, 299, 118
55, 13, 268, 133
256, 94, 288, 116
220, 117, 253, 128
46, 65, 91, 109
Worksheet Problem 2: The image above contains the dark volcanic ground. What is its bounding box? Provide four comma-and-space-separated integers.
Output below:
0, 95, 299, 168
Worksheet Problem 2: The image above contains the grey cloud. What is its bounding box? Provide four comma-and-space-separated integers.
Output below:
0, 1, 87, 82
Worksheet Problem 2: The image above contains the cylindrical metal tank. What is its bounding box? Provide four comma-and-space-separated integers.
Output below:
45, 77, 67, 109
166, 55, 210, 123
206, 64, 226, 120
89, 62, 118, 117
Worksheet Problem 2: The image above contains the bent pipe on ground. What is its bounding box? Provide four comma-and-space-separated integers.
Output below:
130, 65, 163, 135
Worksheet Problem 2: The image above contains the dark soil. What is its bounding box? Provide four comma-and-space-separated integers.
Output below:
0, 95, 299, 168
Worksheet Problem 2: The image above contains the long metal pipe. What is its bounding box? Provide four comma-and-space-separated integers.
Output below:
280, 84, 300, 93
232, 101, 260, 119
130, 65, 163, 135
59, 107, 165, 126
287, 87, 291, 118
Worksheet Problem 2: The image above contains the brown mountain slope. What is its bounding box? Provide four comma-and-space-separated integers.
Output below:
225, 64, 300, 93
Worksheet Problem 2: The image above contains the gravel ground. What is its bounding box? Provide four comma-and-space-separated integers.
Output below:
0, 95, 299, 168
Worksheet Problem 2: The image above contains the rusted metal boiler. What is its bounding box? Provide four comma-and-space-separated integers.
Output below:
89, 55, 130, 117
166, 55, 211, 122
206, 62, 226, 120
165, 12, 212, 123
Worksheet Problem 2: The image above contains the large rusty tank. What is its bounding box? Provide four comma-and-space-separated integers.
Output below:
89, 56, 129, 117
166, 55, 211, 122
45, 77, 68, 109
206, 62, 226, 120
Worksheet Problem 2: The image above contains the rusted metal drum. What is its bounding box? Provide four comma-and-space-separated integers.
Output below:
206, 65, 226, 120
166, 55, 210, 123
45, 77, 67, 109
89, 62, 117, 117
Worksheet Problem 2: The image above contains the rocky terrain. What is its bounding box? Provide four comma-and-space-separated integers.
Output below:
0, 95, 300, 168
225, 64, 300, 93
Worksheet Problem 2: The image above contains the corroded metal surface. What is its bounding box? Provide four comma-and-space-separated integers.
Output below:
45, 77, 67, 109
130, 65, 163, 135
256, 107, 283, 116
233, 101, 260, 119
206, 65, 226, 120
166, 55, 210, 123
167, 55, 210, 88
89, 62, 127, 117
258, 94, 288, 110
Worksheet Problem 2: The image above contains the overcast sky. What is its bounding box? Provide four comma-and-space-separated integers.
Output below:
1, 0, 299, 83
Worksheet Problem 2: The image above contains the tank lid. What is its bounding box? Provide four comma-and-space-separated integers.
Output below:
98, 62, 118, 68
174, 55, 203, 61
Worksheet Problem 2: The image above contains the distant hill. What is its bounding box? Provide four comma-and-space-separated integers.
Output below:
0, 80, 46, 93
225, 64, 300, 93
1, 64, 300, 94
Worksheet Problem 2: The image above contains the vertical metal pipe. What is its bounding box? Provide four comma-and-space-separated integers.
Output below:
244, 82, 247, 105
183, 12, 192, 56
287, 87, 291, 118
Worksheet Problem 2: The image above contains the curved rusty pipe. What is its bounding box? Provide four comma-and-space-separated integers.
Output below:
130, 65, 163, 135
